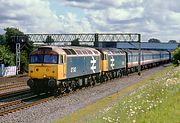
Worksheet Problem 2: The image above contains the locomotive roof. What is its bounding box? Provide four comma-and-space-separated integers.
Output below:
97, 48, 126, 55
32, 46, 101, 56
125, 50, 168, 54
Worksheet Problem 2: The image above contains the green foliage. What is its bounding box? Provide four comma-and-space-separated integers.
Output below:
71, 38, 80, 46
168, 40, 177, 43
20, 50, 28, 72
43, 35, 54, 45
21, 39, 34, 55
2, 27, 34, 73
0, 34, 6, 45
148, 38, 161, 43
0, 45, 15, 66
94, 66, 179, 123
172, 47, 180, 66
4, 27, 24, 52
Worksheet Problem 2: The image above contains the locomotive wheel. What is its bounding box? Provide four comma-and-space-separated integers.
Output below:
87, 77, 94, 86
59, 81, 66, 94
118, 70, 122, 78
70, 80, 77, 91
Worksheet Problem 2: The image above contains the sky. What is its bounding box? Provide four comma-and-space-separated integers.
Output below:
0, 0, 180, 42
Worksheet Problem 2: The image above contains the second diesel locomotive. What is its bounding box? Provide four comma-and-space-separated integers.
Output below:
27, 46, 170, 94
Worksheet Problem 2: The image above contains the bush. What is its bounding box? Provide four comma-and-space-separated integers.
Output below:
0, 45, 15, 66
172, 47, 180, 66
20, 50, 28, 73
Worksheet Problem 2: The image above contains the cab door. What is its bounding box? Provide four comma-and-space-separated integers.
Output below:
58, 55, 67, 80
63, 55, 67, 78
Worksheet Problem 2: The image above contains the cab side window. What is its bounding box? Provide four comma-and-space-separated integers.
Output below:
59, 55, 63, 64
102, 54, 107, 60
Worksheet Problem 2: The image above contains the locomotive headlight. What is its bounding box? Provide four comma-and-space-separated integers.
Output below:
43, 74, 47, 78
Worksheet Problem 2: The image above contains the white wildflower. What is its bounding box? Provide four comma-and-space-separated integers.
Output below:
137, 95, 141, 99
133, 119, 136, 123
128, 100, 132, 103
108, 117, 113, 122
103, 117, 107, 120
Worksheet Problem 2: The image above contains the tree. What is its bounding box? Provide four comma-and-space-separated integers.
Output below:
0, 45, 15, 66
43, 36, 54, 45
20, 50, 28, 72
4, 27, 24, 52
71, 38, 80, 46
4, 27, 34, 72
172, 46, 180, 66
168, 40, 177, 43
148, 38, 161, 43
0, 34, 6, 45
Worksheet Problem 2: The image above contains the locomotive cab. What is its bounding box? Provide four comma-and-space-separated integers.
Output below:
27, 46, 66, 93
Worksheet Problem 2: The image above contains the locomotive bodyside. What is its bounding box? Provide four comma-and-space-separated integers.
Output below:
97, 48, 126, 79
27, 46, 102, 94
64, 47, 101, 79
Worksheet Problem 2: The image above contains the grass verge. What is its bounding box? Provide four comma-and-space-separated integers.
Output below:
54, 65, 180, 123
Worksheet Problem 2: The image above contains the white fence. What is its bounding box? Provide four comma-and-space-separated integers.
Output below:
0, 64, 16, 77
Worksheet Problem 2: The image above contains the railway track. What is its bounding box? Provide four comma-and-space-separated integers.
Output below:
0, 82, 27, 92
0, 68, 157, 117
0, 94, 54, 116
0, 88, 31, 102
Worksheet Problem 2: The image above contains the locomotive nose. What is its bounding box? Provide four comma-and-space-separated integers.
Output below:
27, 79, 34, 88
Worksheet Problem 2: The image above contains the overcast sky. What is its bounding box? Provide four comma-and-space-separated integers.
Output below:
0, 0, 180, 42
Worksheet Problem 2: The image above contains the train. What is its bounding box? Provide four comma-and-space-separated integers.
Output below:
27, 46, 171, 95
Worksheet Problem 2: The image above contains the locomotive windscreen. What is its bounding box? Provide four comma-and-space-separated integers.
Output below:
30, 54, 58, 64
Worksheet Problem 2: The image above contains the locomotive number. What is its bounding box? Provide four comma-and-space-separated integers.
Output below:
71, 67, 76, 73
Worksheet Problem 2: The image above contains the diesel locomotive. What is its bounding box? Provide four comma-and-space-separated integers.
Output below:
27, 46, 170, 94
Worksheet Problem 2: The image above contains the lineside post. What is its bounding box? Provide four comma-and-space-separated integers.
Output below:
16, 43, 20, 75
138, 34, 141, 75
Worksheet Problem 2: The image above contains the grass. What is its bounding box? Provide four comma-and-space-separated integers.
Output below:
54, 65, 180, 123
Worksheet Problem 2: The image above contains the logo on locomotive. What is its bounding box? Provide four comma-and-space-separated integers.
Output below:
90, 56, 96, 73
110, 56, 115, 69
